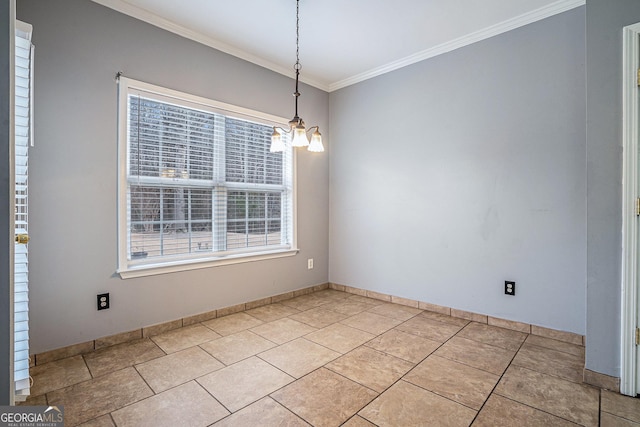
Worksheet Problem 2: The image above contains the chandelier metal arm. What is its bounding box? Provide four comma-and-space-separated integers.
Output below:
273, 124, 319, 136
273, 125, 289, 135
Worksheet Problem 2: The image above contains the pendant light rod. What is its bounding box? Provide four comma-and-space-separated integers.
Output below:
270, 0, 324, 153
293, 65, 301, 123
293, 0, 301, 123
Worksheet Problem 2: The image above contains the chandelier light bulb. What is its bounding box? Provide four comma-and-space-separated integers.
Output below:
270, 128, 285, 152
308, 129, 324, 152
292, 124, 309, 147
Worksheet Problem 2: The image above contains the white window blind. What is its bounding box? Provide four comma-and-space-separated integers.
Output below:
118, 78, 294, 275
14, 20, 33, 402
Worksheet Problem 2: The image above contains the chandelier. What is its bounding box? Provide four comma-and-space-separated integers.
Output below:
270, 0, 324, 153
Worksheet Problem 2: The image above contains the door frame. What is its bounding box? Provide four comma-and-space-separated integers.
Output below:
620, 22, 640, 397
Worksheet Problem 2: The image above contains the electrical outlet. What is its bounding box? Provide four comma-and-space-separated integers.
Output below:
504, 281, 516, 296
97, 293, 110, 310
307, 258, 314, 270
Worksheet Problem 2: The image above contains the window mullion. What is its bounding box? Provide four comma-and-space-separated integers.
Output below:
186, 110, 191, 179
186, 112, 192, 253
263, 193, 268, 246
187, 189, 192, 253
245, 192, 249, 247
158, 188, 163, 256
213, 114, 226, 252
159, 104, 164, 180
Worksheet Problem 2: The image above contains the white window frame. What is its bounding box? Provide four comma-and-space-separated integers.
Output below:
117, 78, 298, 278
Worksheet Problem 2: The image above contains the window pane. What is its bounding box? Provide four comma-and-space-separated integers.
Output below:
129, 96, 216, 181
265, 153, 283, 185
225, 117, 283, 185
162, 188, 187, 232
248, 221, 266, 247
267, 193, 281, 220
227, 191, 246, 220
248, 193, 265, 219
129, 185, 213, 259
224, 191, 282, 250
130, 185, 160, 232
130, 185, 160, 258
191, 189, 212, 221
267, 192, 282, 244
267, 220, 282, 245
186, 112, 216, 180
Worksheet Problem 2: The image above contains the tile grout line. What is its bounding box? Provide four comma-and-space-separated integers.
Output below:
191, 378, 234, 420
49, 366, 151, 426
392, 330, 488, 414
485, 394, 584, 426
308, 366, 381, 422
505, 363, 600, 389
321, 363, 381, 395
467, 328, 530, 425
131, 363, 157, 397
80, 352, 95, 380
488, 364, 599, 425
357, 318, 580, 423
269, 397, 314, 427
509, 361, 587, 386
523, 340, 585, 358
259, 306, 431, 424
109, 374, 229, 424
427, 344, 509, 378
598, 386, 602, 427
197, 360, 298, 419
356, 317, 476, 423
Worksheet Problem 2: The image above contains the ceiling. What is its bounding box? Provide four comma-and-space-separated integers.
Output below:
92, 0, 584, 92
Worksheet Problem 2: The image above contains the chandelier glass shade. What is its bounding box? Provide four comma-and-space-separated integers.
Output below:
270, 0, 324, 153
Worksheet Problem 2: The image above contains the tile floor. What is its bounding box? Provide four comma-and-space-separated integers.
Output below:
20, 289, 640, 426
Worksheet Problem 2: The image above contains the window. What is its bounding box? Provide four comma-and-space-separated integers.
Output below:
118, 78, 295, 277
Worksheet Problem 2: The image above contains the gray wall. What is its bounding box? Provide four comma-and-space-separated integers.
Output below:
1, 0, 13, 406
17, 0, 330, 353
329, 8, 587, 334
585, 0, 640, 377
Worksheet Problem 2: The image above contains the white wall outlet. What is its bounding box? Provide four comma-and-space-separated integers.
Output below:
307, 258, 314, 269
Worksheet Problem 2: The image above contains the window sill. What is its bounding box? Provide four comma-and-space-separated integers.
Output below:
117, 248, 299, 279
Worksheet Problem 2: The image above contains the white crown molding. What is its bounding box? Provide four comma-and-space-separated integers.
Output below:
91, 0, 331, 91
93, 0, 584, 93
328, 0, 585, 91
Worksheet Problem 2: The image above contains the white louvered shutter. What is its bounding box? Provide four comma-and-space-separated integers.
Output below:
14, 21, 33, 402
